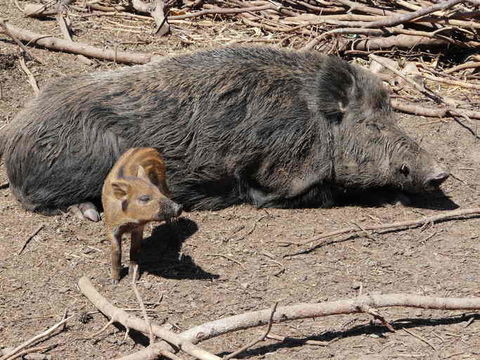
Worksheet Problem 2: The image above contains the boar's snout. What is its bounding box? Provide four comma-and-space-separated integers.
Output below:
424, 170, 449, 191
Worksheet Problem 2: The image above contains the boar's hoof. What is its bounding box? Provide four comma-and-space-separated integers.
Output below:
394, 193, 411, 206
111, 278, 119, 285
68, 202, 101, 222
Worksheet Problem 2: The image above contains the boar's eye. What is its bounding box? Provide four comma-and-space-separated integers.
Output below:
138, 195, 152, 203
399, 164, 410, 177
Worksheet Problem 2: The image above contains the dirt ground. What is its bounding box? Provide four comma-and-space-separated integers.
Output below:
1, 2, 480, 359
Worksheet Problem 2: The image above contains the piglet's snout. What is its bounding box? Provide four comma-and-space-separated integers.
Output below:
159, 200, 183, 220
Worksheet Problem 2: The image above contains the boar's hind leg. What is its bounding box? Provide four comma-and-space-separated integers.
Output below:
68, 202, 101, 222
248, 184, 335, 209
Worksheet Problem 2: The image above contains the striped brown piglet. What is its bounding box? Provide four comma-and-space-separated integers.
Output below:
102, 148, 183, 284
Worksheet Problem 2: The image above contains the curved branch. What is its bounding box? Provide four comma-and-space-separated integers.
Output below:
179, 294, 480, 344
0, 19, 154, 64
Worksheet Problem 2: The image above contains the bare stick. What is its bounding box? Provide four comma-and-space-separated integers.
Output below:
17, 224, 44, 255
403, 328, 437, 350
56, 13, 72, 42
206, 254, 245, 269
286, 208, 480, 257
370, 54, 441, 102
361, 305, 395, 332
78, 277, 221, 360
18, 56, 39, 96
224, 302, 278, 360
370, 54, 480, 138
392, 99, 480, 120
0, 314, 71, 360
420, 73, 480, 90
179, 294, 480, 345
0, 20, 154, 64
132, 0, 169, 35
362, 0, 468, 28
169, 4, 273, 20
131, 265, 154, 344
117, 346, 185, 360
445, 62, 480, 74
1, 344, 55, 360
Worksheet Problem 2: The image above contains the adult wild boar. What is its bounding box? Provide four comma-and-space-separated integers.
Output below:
1, 47, 449, 220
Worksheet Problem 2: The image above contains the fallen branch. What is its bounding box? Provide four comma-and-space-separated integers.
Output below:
445, 62, 480, 74
285, 207, 480, 257
78, 277, 221, 360
0, 20, 154, 64
0, 344, 55, 360
178, 294, 480, 344
370, 54, 480, 138
361, 0, 468, 28
116, 346, 185, 360
131, 0, 170, 36
0, 314, 71, 360
392, 99, 480, 120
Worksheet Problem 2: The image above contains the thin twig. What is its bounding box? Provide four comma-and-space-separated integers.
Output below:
131, 265, 155, 344
0, 19, 43, 64
403, 328, 437, 350
0, 313, 71, 360
17, 224, 44, 255
207, 254, 246, 269
18, 56, 40, 96
224, 302, 278, 360
285, 208, 480, 257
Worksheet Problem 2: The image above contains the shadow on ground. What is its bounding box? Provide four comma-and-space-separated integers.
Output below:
337, 188, 458, 211
137, 217, 219, 281
219, 313, 480, 358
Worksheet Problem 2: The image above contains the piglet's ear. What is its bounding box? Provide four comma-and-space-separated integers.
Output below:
111, 181, 130, 200
137, 165, 150, 181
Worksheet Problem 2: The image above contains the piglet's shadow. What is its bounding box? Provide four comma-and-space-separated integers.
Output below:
337, 188, 458, 211
138, 217, 219, 280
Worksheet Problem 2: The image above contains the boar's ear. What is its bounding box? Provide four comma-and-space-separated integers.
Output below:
317, 56, 357, 121
111, 181, 130, 200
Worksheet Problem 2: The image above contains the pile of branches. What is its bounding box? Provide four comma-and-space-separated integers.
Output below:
1, 0, 479, 134
3, 0, 479, 61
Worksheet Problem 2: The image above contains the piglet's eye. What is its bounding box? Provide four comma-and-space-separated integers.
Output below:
138, 195, 151, 203
399, 164, 410, 176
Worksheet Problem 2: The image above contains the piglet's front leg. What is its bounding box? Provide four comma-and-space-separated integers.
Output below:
110, 230, 123, 285
129, 227, 144, 282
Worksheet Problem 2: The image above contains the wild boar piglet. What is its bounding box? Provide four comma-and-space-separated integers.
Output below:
102, 147, 182, 284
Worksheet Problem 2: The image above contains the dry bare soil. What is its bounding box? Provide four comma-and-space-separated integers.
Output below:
1, 3, 479, 359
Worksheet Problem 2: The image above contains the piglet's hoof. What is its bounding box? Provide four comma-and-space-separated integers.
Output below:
129, 264, 141, 281
69, 202, 101, 222
111, 278, 119, 285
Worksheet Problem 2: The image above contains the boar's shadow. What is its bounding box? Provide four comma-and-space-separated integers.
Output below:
336, 188, 458, 211
138, 217, 219, 280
